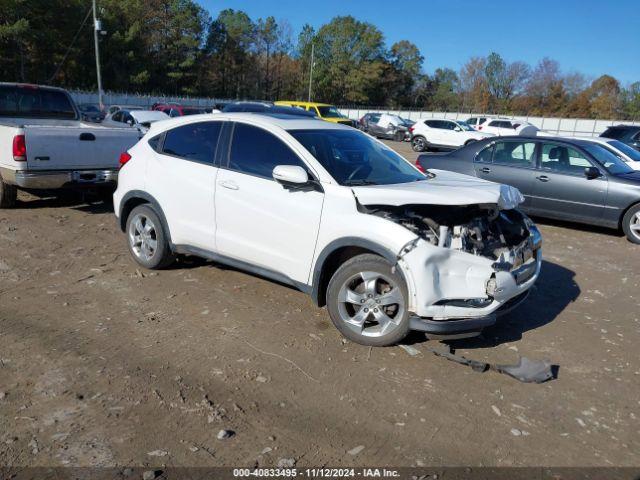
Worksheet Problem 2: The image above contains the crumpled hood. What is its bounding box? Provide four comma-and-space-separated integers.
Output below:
351, 169, 524, 210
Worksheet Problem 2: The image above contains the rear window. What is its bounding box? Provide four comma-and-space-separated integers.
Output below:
0, 85, 76, 119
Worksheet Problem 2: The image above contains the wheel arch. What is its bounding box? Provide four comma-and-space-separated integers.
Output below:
119, 190, 173, 246
310, 237, 402, 307
619, 200, 640, 230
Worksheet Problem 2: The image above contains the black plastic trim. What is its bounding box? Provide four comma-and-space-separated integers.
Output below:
118, 190, 173, 245
310, 237, 400, 305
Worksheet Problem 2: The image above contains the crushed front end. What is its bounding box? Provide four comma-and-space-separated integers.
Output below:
363, 203, 542, 338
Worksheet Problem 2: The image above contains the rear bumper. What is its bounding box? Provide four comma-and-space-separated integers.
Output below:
1, 167, 118, 189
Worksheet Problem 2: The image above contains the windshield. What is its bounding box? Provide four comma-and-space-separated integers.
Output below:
290, 129, 425, 186
0, 85, 76, 119
582, 143, 634, 175
456, 122, 475, 131
317, 106, 345, 118
607, 139, 640, 162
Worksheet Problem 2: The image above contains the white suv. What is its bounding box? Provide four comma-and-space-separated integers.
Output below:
410, 119, 494, 152
114, 113, 542, 346
479, 118, 539, 136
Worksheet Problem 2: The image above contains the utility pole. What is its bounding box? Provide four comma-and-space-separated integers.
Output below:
92, 0, 104, 109
307, 43, 314, 102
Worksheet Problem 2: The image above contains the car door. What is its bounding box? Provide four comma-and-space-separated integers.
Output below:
439, 120, 461, 146
529, 142, 608, 223
473, 139, 537, 209
424, 120, 444, 145
214, 122, 324, 285
145, 120, 223, 250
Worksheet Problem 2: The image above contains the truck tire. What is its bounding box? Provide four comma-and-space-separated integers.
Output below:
125, 204, 175, 269
622, 203, 640, 245
326, 253, 410, 347
0, 176, 17, 208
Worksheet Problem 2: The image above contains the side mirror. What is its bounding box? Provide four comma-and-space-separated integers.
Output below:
127, 119, 134, 126
272, 165, 309, 186
584, 166, 602, 179
454, 126, 461, 132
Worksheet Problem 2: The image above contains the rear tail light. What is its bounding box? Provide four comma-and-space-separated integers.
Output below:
478, 125, 483, 130
409, 126, 414, 133
119, 151, 132, 167
415, 160, 426, 173
12, 134, 26, 161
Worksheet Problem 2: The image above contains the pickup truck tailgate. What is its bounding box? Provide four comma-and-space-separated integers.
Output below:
24, 124, 141, 170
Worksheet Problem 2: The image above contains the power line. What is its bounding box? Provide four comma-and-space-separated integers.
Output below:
49, 7, 93, 84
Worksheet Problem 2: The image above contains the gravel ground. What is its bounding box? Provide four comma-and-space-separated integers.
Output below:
0, 140, 638, 469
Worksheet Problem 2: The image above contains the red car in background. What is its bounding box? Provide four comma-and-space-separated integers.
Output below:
151, 103, 209, 117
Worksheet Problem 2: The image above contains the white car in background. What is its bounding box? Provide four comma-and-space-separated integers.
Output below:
103, 109, 169, 133
479, 118, 539, 136
465, 116, 489, 130
410, 118, 494, 152
114, 113, 541, 347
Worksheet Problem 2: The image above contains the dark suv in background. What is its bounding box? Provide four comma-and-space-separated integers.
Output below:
600, 125, 640, 152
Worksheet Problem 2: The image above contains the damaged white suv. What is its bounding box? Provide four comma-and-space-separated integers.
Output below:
114, 113, 542, 346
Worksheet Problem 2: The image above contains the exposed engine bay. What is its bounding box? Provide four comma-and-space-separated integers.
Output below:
361, 203, 535, 269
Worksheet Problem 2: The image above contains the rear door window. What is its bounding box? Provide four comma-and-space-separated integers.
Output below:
226, 123, 305, 179
475, 144, 494, 163
492, 141, 536, 167
161, 121, 222, 165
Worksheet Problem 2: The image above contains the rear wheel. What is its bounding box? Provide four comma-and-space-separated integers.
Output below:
126, 204, 175, 269
0, 176, 17, 208
622, 204, 640, 244
411, 135, 427, 152
326, 254, 410, 346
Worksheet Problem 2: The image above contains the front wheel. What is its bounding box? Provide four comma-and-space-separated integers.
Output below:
411, 135, 427, 152
622, 204, 640, 244
326, 254, 410, 346
126, 204, 175, 269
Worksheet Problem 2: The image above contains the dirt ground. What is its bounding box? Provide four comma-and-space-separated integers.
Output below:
1, 140, 639, 469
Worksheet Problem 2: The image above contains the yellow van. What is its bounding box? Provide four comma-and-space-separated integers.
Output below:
275, 101, 355, 127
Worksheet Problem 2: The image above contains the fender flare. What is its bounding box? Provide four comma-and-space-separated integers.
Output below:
310, 237, 404, 306
119, 190, 173, 247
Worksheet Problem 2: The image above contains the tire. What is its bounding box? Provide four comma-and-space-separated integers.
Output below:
0, 175, 17, 208
411, 135, 427, 152
125, 204, 175, 269
326, 254, 410, 347
622, 203, 640, 244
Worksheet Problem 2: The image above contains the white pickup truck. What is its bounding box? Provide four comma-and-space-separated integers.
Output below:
0, 83, 142, 207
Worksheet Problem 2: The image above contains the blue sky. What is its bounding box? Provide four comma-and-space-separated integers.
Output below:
199, 0, 639, 85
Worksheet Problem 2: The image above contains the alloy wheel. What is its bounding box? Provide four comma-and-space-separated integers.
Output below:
630, 212, 640, 241
128, 213, 158, 262
336, 271, 405, 338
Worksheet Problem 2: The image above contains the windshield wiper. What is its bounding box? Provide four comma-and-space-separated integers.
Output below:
343, 179, 378, 186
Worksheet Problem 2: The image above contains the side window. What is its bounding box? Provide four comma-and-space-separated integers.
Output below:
488, 121, 500, 127
475, 144, 494, 163
124, 113, 134, 124
148, 134, 163, 152
493, 141, 536, 167
227, 123, 305, 179
425, 120, 440, 129
540, 144, 591, 174
161, 122, 222, 164
443, 121, 457, 130
112, 111, 123, 122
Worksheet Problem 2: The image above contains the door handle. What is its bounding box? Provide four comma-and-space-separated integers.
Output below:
536, 175, 549, 182
480, 167, 491, 173
219, 180, 239, 190
79, 132, 96, 141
